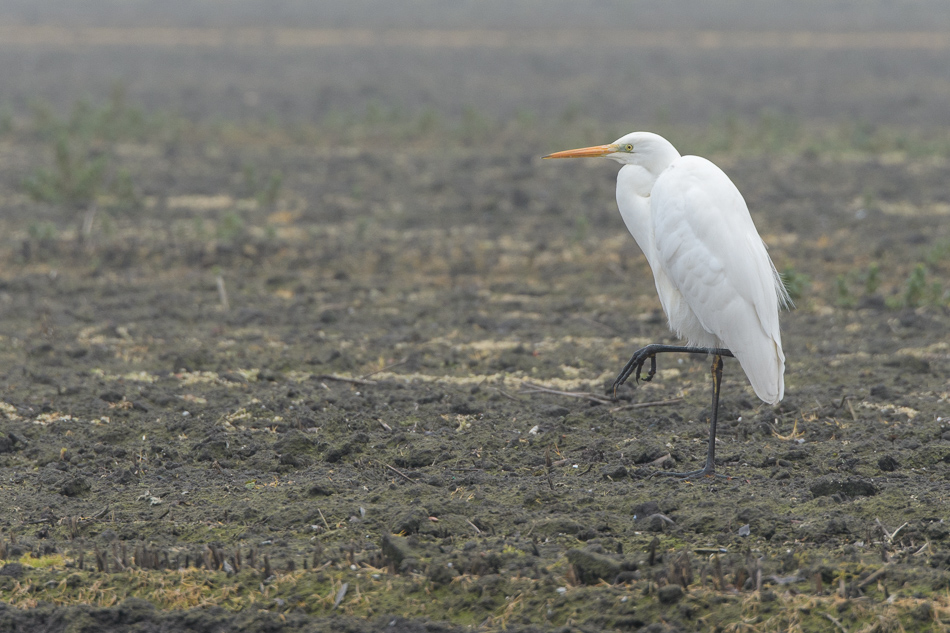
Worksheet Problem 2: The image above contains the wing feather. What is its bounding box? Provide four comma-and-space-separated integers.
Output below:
651, 156, 785, 403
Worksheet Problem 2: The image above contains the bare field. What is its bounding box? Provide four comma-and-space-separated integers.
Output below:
1, 3, 950, 632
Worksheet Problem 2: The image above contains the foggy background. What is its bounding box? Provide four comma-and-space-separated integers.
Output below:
0, 0, 948, 129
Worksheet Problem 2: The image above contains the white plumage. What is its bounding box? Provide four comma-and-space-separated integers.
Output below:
548, 131, 786, 406
625, 149, 786, 404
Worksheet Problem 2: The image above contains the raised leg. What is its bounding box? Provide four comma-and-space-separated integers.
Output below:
612, 344, 732, 395
613, 344, 734, 479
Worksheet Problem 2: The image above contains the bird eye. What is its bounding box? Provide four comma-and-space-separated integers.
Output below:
624, 144, 634, 152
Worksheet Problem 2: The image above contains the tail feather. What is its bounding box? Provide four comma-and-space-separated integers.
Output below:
734, 337, 784, 405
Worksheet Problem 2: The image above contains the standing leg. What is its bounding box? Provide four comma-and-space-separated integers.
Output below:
655, 353, 727, 479
697, 354, 724, 477
613, 344, 733, 477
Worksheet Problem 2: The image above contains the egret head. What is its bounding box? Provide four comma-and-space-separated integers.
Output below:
543, 131, 680, 174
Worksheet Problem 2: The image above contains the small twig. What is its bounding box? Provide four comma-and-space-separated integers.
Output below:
216, 274, 230, 312
610, 397, 684, 412
520, 381, 613, 405
314, 373, 377, 386
890, 521, 909, 542
360, 357, 409, 380
833, 395, 858, 421
875, 517, 891, 541
82, 205, 98, 239
382, 462, 414, 483
857, 564, 892, 588
605, 262, 627, 282
492, 388, 523, 402
646, 513, 676, 526
824, 613, 848, 633
876, 518, 908, 544
317, 508, 330, 530
573, 315, 622, 335
772, 417, 804, 441
545, 446, 555, 490
648, 453, 672, 467
333, 582, 348, 609
912, 541, 932, 556
466, 519, 482, 534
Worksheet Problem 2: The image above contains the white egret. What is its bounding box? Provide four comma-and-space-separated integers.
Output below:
544, 132, 787, 478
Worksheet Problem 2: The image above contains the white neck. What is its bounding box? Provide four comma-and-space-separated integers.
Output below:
615, 164, 661, 266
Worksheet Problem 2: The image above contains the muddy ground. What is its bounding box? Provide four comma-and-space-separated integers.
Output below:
2, 3, 950, 632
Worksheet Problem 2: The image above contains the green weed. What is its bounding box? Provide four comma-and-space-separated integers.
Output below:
903, 264, 928, 308
68, 83, 152, 142
29, 98, 59, 141
864, 262, 880, 295
27, 221, 58, 242
835, 274, 855, 308
110, 169, 142, 212
572, 216, 589, 243
834, 264, 885, 309
780, 267, 809, 302
217, 211, 245, 242
26, 86, 183, 147
257, 171, 283, 208
242, 162, 282, 207
924, 240, 950, 266
23, 135, 106, 207
22, 91, 154, 219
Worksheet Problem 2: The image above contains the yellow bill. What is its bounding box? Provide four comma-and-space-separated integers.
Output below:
542, 144, 618, 159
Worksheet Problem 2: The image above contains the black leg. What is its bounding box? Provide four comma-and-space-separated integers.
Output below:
700, 354, 724, 475
613, 344, 734, 479
656, 353, 726, 479
612, 344, 733, 396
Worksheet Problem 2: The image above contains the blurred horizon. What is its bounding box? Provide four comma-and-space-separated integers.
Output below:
3, 0, 950, 31
0, 1, 949, 131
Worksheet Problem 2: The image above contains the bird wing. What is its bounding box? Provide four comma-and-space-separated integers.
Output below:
651, 155, 785, 403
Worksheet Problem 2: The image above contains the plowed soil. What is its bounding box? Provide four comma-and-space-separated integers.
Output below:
2, 3, 950, 632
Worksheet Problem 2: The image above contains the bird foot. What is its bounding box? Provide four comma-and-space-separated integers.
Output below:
612, 346, 659, 394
